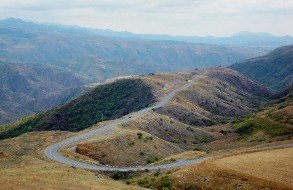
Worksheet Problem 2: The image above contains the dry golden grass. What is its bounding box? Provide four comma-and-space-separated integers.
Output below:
156, 68, 271, 132
268, 103, 293, 125
0, 131, 146, 190
76, 128, 183, 166
213, 147, 293, 189
163, 146, 293, 190
0, 165, 145, 190
157, 151, 205, 164
120, 112, 218, 150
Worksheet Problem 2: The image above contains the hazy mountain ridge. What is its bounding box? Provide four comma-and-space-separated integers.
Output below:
230, 45, 293, 91
0, 18, 271, 124
0, 25, 269, 81
2, 18, 291, 47
88, 30, 293, 47
0, 61, 87, 124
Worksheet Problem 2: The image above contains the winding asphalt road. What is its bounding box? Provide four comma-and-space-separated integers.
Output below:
44, 78, 204, 171
44, 77, 293, 172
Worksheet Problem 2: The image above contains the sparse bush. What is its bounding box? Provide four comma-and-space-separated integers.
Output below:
147, 157, 159, 164
127, 141, 134, 146
220, 130, 228, 135
137, 177, 157, 188
161, 176, 172, 189
137, 132, 143, 139
154, 170, 161, 177
138, 177, 149, 186
140, 151, 144, 156
147, 158, 154, 164
111, 171, 130, 180
144, 136, 153, 142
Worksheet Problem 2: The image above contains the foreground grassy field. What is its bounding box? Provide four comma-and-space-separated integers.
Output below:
0, 131, 146, 190
214, 147, 293, 189
123, 143, 293, 190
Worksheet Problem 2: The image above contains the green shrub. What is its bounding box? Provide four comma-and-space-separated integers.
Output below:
161, 176, 172, 189
111, 171, 130, 180
138, 177, 150, 187
147, 157, 159, 164
127, 141, 134, 146
137, 132, 143, 139
154, 170, 161, 177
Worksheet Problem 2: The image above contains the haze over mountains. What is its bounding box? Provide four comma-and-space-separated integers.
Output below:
89, 30, 293, 47
0, 18, 274, 125
2, 18, 293, 47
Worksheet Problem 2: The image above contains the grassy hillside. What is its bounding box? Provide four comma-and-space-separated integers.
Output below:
0, 79, 154, 139
75, 110, 219, 167
230, 45, 293, 91
232, 86, 293, 142
74, 68, 275, 166
157, 68, 271, 127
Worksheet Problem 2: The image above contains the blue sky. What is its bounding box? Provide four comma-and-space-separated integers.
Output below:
0, 0, 292, 36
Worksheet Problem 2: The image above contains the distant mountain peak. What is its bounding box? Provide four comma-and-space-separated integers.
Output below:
232, 31, 273, 37
0, 17, 29, 24
0, 17, 37, 29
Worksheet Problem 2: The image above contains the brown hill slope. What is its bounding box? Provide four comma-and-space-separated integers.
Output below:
75, 68, 273, 166
157, 68, 271, 127
76, 129, 183, 167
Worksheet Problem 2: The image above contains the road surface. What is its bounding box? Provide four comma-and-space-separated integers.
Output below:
44, 77, 293, 171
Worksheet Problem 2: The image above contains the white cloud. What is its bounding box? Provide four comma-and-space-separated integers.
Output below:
0, 0, 292, 36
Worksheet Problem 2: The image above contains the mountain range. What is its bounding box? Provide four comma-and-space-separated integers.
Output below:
2, 18, 292, 47
230, 45, 293, 91
0, 18, 272, 125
